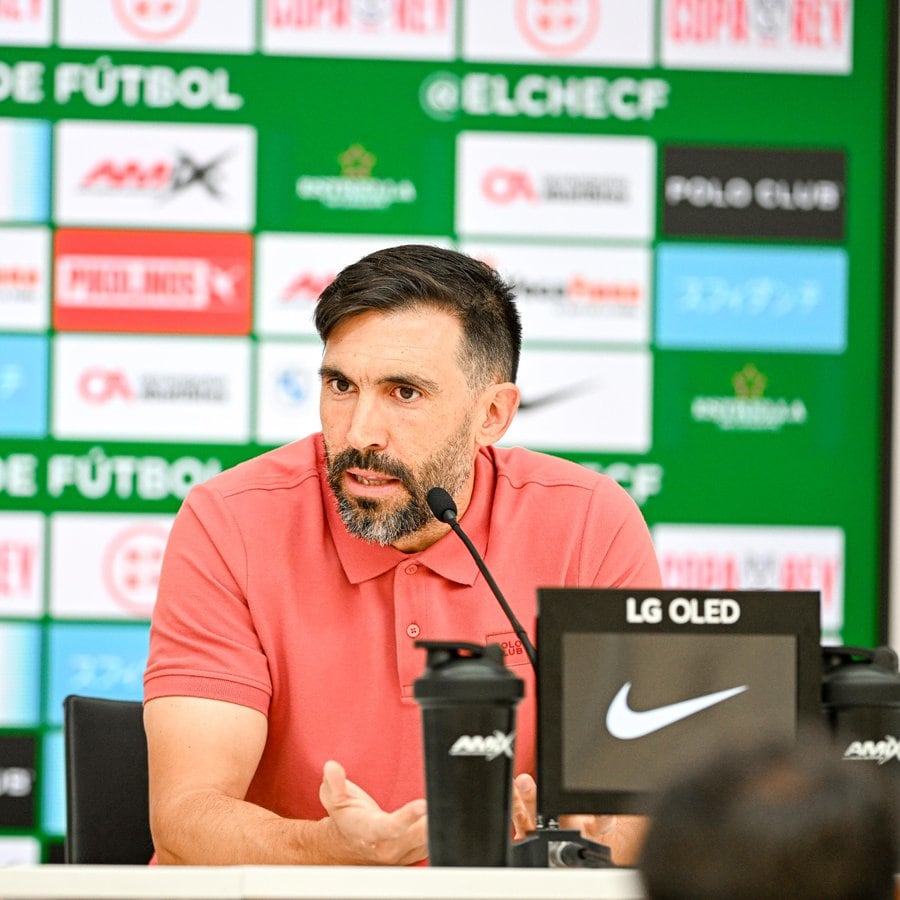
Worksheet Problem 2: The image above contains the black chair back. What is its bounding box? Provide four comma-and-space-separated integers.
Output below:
63, 694, 155, 864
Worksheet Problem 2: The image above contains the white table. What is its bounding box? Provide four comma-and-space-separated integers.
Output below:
0, 865, 647, 899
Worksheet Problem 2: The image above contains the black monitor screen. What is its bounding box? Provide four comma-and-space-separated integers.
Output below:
537, 589, 821, 817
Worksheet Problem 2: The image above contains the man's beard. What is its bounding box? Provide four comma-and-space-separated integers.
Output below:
325, 418, 473, 546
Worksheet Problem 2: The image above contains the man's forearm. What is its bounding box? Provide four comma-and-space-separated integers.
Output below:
152, 788, 356, 866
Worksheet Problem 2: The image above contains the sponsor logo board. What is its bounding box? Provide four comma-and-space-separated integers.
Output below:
41, 731, 64, 836
264, 0, 455, 59
0, 622, 41, 726
456, 131, 655, 239
0, 736, 36, 829
0, 226, 50, 330
256, 340, 324, 445
59, 0, 255, 52
255, 232, 451, 336
54, 229, 253, 335
661, 0, 852, 73
0, 334, 48, 438
655, 244, 847, 352
52, 334, 251, 442
653, 523, 845, 633
54, 120, 256, 230
0, 837, 40, 865
460, 241, 650, 345
501, 347, 652, 452
691, 363, 808, 433
0, 512, 43, 618
50, 513, 173, 620
463, 0, 654, 66
0, 0, 52, 46
0, 119, 50, 222
663, 145, 846, 240
46, 622, 149, 726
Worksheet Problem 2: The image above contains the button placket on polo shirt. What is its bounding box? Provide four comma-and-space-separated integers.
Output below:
393, 559, 430, 697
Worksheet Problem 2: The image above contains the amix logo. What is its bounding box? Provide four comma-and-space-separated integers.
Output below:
843, 737, 900, 766
663, 145, 845, 241
449, 730, 515, 761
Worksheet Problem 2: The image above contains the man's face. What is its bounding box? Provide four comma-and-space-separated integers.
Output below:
319, 308, 481, 552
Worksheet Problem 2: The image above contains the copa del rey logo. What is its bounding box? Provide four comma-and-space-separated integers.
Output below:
54, 229, 252, 335
515, 0, 601, 55
662, 0, 852, 72
112, 0, 199, 40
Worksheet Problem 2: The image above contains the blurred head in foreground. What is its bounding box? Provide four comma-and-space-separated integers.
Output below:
640, 737, 897, 900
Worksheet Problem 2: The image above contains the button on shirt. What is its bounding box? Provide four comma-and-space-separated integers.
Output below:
145, 433, 660, 830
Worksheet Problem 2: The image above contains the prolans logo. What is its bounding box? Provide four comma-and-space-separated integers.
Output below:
0, 0, 52, 46
691, 363, 808, 433
501, 347, 652, 453
54, 229, 252, 335
0, 227, 49, 331
0, 512, 43, 618
255, 341, 323, 445
652, 523, 845, 634
462, 0, 654, 66
456, 132, 655, 239
460, 241, 650, 345
264, 0, 455, 59
255, 233, 452, 336
55, 120, 256, 230
50, 514, 172, 619
661, 0, 852, 73
663, 145, 846, 240
52, 334, 251, 442
296, 144, 417, 212
59, 0, 255, 52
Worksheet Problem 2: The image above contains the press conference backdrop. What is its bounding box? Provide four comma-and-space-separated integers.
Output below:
0, 0, 889, 864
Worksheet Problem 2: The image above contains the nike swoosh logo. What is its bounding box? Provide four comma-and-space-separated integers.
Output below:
606, 682, 748, 740
518, 380, 595, 412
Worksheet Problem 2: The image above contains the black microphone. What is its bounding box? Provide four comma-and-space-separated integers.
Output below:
426, 487, 538, 672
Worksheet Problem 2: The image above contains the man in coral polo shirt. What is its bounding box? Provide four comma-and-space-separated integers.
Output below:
144, 245, 660, 866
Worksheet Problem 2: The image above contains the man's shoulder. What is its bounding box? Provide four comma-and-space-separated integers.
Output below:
198, 434, 323, 502
488, 444, 611, 494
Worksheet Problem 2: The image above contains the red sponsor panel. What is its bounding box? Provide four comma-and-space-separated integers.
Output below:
53, 229, 252, 335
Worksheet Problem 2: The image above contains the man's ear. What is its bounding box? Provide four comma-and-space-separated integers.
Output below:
474, 383, 520, 447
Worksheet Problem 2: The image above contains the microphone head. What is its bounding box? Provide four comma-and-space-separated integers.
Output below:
426, 487, 458, 523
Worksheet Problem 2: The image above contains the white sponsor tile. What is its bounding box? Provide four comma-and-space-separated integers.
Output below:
59, 0, 255, 52
660, 0, 852, 74
456, 131, 655, 240
264, 0, 455, 59
0, 227, 50, 331
54, 120, 256, 230
652, 523, 845, 633
0, 512, 43, 618
255, 233, 453, 337
0, 837, 41, 865
502, 347, 652, 452
50, 513, 173, 620
461, 241, 650, 345
52, 334, 251, 442
463, 0, 654, 66
0, 0, 52, 46
255, 340, 324, 446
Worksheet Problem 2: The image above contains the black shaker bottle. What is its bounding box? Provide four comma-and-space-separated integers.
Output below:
413, 640, 524, 866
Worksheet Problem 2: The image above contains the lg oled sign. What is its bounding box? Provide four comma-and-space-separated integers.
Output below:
54, 120, 257, 230
54, 229, 253, 335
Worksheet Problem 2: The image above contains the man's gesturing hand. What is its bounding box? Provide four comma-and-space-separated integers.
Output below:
319, 760, 428, 866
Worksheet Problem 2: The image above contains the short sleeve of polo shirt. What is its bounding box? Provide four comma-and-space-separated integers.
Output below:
144, 482, 272, 714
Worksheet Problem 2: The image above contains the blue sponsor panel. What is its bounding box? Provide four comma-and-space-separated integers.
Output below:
0, 623, 41, 727
45, 622, 149, 726
41, 731, 64, 837
0, 120, 51, 222
0, 334, 49, 437
655, 244, 847, 352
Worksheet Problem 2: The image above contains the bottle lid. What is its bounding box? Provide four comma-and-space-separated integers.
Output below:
412, 641, 525, 703
822, 646, 900, 707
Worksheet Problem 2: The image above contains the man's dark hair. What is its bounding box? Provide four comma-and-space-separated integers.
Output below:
640, 737, 897, 900
314, 244, 522, 388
